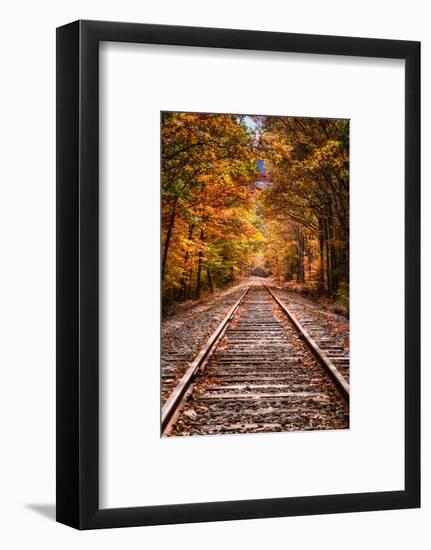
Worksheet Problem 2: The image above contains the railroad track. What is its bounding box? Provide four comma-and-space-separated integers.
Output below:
161, 282, 349, 437
266, 285, 350, 384
161, 287, 249, 405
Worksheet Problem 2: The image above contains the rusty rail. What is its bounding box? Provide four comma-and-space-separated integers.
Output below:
263, 282, 350, 402
161, 285, 251, 434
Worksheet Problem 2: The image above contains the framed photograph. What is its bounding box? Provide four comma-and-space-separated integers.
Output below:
56, 20, 420, 529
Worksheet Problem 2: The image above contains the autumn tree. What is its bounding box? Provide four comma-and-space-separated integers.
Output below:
161, 112, 261, 303
258, 116, 349, 297
161, 112, 349, 310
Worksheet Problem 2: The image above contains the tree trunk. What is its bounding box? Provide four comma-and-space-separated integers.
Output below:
206, 269, 213, 293
331, 241, 338, 292
195, 228, 204, 299
296, 227, 305, 284
180, 224, 194, 300
299, 231, 305, 283
161, 196, 178, 281
187, 268, 193, 300
325, 219, 333, 297
307, 247, 312, 279
318, 221, 325, 292
344, 242, 350, 284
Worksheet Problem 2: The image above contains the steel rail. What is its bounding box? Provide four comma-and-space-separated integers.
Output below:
161, 285, 251, 434
263, 282, 350, 402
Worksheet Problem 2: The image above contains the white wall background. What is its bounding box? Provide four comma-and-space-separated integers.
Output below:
100, 43, 405, 508
0, 1, 427, 548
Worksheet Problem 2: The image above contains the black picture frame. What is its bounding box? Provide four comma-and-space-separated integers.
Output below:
56, 20, 420, 530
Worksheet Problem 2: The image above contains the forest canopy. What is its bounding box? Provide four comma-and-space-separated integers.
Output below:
161, 112, 349, 307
